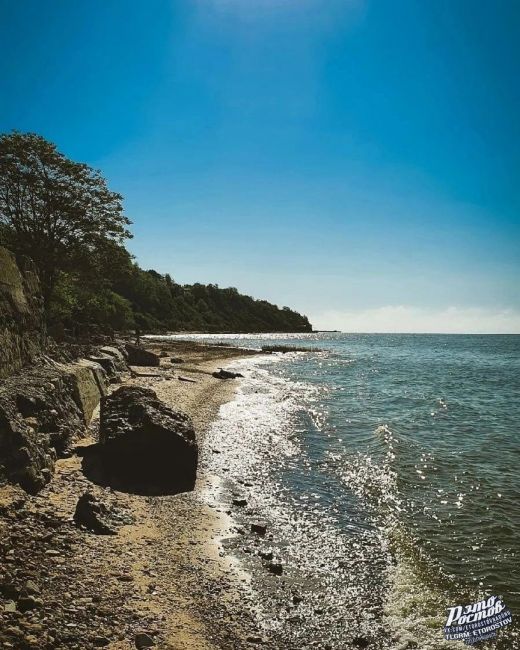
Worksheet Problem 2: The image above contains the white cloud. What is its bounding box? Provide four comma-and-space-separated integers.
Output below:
309, 305, 520, 334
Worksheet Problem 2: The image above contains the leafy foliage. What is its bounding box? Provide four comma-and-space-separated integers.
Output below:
0, 132, 131, 304
113, 267, 312, 333
0, 132, 312, 335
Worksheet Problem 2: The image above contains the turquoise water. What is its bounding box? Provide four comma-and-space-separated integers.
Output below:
156, 333, 520, 647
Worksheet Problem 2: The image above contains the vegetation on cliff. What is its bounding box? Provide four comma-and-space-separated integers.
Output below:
0, 132, 311, 335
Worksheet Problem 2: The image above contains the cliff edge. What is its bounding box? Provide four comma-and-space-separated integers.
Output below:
0, 246, 45, 379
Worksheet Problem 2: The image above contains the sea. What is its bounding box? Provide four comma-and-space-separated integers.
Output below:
157, 333, 520, 649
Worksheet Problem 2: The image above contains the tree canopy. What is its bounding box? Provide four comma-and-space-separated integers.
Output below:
0, 132, 131, 304
0, 132, 312, 336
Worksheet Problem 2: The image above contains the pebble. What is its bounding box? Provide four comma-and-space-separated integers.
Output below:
135, 631, 155, 648
266, 562, 283, 576
18, 595, 43, 611
251, 523, 267, 536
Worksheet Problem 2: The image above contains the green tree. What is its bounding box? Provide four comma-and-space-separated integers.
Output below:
0, 132, 131, 307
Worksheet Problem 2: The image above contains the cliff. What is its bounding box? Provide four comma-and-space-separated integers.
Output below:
0, 246, 45, 378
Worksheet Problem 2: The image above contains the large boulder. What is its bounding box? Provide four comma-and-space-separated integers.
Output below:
0, 246, 45, 379
99, 346, 128, 373
0, 366, 85, 493
96, 386, 198, 495
65, 360, 108, 423
87, 354, 119, 383
124, 344, 160, 367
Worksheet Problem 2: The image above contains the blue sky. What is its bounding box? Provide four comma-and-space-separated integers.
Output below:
1, 0, 519, 332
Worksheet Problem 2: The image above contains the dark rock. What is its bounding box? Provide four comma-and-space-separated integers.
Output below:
212, 368, 244, 380
135, 632, 155, 648
99, 345, 128, 372
0, 576, 20, 599
17, 595, 43, 611
92, 637, 110, 647
266, 562, 283, 576
0, 354, 109, 491
73, 492, 117, 535
233, 498, 248, 507
170, 357, 185, 364
352, 636, 370, 648
251, 523, 267, 536
0, 366, 89, 492
124, 344, 160, 367
85, 386, 198, 495
87, 355, 119, 382
258, 550, 273, 561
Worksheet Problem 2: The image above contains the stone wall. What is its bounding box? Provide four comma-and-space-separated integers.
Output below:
0, 246, 45, 379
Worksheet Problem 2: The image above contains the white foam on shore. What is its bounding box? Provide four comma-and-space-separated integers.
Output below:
202, 352, 510, 649
199, 354, 309, 635
199, 354, 392, 645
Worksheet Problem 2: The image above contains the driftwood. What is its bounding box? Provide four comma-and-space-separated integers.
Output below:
129, 366, 166, 378
178, 376, 197, 383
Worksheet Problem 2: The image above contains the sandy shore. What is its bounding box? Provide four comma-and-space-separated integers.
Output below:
0, 340, 263, 650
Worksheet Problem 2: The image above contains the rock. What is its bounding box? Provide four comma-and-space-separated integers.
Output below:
266, 562, 283, 576
65, 360, 108, 423
212, 368, 244, 380
0, 246, 45, 380
124, 344, 160, 367
0, 485, 27, 515
92, 637, 110, 647
24, 580, 40, 595
251, 523, 267, 536
178, 376, 196, 383
135, 632, 155, 648
17, 595, 43, 611
0, 366, 86, 492
233, 498, 248, 507
99, 345, 128, 371
84, 358, 108, 391
87, 355, 119, 382
95, 386, 198, 495
352, 636, 370, 648
170, 357, 185, 364
73, 492, 117, 535
4, 600, 17, 613
258, 549, 273, 561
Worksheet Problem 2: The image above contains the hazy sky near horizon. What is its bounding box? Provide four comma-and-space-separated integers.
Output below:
1, 0, 519, 333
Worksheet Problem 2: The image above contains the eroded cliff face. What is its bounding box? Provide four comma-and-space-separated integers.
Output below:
0, 247, 119, 492
0, 246, 45, 379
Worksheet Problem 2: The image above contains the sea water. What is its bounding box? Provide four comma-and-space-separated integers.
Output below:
159, 333, 520, 649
